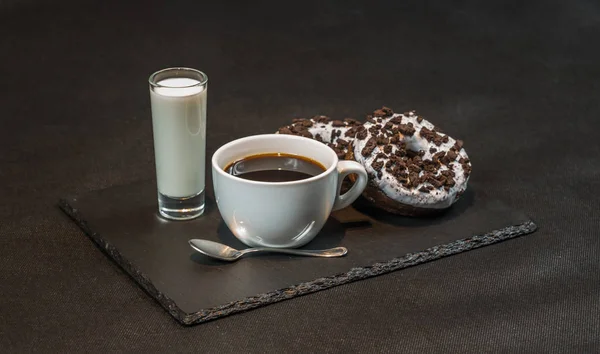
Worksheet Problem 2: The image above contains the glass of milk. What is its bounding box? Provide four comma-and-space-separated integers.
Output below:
149, 67, 208, 220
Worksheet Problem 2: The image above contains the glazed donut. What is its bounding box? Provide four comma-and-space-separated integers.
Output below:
347, 107, 471, 215
276, 116, 363, 160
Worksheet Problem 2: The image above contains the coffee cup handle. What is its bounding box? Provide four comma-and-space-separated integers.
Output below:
332, 160, 368, 211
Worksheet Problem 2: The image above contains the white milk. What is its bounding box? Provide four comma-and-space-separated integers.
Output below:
150, 78, 207, 198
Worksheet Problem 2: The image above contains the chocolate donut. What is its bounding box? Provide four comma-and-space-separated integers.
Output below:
276, 116, 363, 160
349, 108, 471, 216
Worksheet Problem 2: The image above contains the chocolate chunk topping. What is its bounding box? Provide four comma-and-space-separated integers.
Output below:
384, 122, 394, 130
426, 176, 442, 188
441, 169, 455, 178
420, 127, 444, 145
389, 116, 403, 124
361, 137, 377, 157
332, 120, 345, 127
336, 138, 349, 147
383, 144, 393, 154
462, 163, 472, 177
345, 127, 356, 138
395, 156, 407, 168
287, 124, 313, 138
371, 160, 384, 171
314, 116, 329, 123
424, 162, 436, 173
446, 150, 458, 161
389, 135, 399, 144
417, 116, 423, 123
420, 127, 433, 141
278, 127, 293, 135
373, 107, 393, 118
419, 186, 430, 193
299, 120, 312, 127
455, 140, 464, 150
373, 109, 386, 117
344, 118, 361, 125
356, 128, 368, 140
332, 129, 342, 140
408, 164, 421, 173
376, 152, 387, 160
314, 134, 323, 142
442, 135, 449, 143
411, 155, 423, 166
433, 151, 446, 162
397, 124, 416, 136
376, 134, 388, 145
408, 172, 420, 188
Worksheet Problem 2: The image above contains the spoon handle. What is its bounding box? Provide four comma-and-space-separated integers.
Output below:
241, 246, 348, 258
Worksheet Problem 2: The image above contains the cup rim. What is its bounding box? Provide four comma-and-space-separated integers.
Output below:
148, 67, 208, 88
212, 134, 339, 186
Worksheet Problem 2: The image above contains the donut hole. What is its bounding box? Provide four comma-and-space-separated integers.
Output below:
404, 136, 429, 153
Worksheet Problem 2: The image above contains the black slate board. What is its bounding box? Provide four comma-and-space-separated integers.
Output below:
59, 181, 536, 325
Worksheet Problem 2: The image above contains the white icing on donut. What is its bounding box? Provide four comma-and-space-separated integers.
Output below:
308, 120, 353, 144
353, 112, 470, 209
276, 117, 361, 157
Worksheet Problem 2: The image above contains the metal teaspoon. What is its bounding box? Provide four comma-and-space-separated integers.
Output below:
188, 239, 347, 262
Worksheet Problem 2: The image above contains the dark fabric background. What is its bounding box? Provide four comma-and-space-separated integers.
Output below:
1, 0, 598, 352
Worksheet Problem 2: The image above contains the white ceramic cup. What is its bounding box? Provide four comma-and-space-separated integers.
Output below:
212, 134, 368, 248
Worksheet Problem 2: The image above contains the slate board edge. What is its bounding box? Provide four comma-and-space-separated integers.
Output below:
58, 198, 537, 326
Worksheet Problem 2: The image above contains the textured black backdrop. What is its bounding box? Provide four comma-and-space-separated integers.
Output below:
1, 0, 599, 352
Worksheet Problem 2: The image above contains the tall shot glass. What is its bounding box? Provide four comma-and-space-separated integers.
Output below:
149, 67, 208, 220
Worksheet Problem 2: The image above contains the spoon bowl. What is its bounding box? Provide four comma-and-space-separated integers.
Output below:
188, 239, 347, 262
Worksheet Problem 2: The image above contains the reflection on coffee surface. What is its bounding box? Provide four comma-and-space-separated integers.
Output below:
225, 153, 326, 182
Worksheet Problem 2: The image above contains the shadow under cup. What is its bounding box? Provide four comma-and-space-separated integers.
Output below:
211, 134, 343, 248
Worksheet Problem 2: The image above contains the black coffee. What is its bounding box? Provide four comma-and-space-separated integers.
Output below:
224, 153, 326, 182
